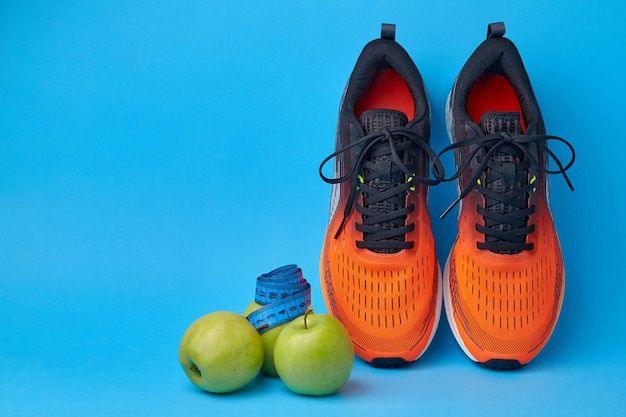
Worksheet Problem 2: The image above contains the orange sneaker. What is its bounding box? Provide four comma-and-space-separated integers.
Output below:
438, 22, 575, 369
319, 24, 443, 367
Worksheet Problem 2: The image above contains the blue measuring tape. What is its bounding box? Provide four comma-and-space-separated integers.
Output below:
246, 264, 311, 333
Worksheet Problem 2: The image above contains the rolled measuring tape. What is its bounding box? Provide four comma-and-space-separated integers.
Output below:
246, 264, 311, 333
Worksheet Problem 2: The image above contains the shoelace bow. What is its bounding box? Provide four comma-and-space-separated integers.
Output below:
433, 132, 575, 252
320, 127, 444, 250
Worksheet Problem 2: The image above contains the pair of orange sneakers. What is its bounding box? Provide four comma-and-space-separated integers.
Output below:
319, 22, 575, 370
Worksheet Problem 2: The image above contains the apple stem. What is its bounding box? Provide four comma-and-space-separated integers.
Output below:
303, 305, 313, 329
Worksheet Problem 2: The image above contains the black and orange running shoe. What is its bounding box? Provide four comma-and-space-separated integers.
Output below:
319, 24, 443, 367
437, 22, 575, 370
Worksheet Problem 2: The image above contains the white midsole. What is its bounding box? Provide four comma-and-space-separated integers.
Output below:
415, 262, 443, 361
442, 249, 478, 362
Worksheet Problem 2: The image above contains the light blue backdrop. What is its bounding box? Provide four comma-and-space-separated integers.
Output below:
1, 1, 624, 416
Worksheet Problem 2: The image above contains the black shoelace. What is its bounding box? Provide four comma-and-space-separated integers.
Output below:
433, 132, 575, 254
320, 127, 443, 253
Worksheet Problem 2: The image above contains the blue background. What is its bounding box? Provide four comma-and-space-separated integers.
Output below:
1, 1, 624, 416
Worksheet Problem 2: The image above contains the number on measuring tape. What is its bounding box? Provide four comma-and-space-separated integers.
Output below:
246, 264, 311, 333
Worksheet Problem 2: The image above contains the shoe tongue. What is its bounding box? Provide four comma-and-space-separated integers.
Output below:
357, 109, 409, 184
479, 112, 528, 254
357, 109, 410, 254
479, 111, 522, 135
359, 109, 408, 133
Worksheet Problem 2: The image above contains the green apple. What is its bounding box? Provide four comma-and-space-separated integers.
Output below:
273, 306, 354, 396
243, 301, 290, 377
178, 311, 264, 393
